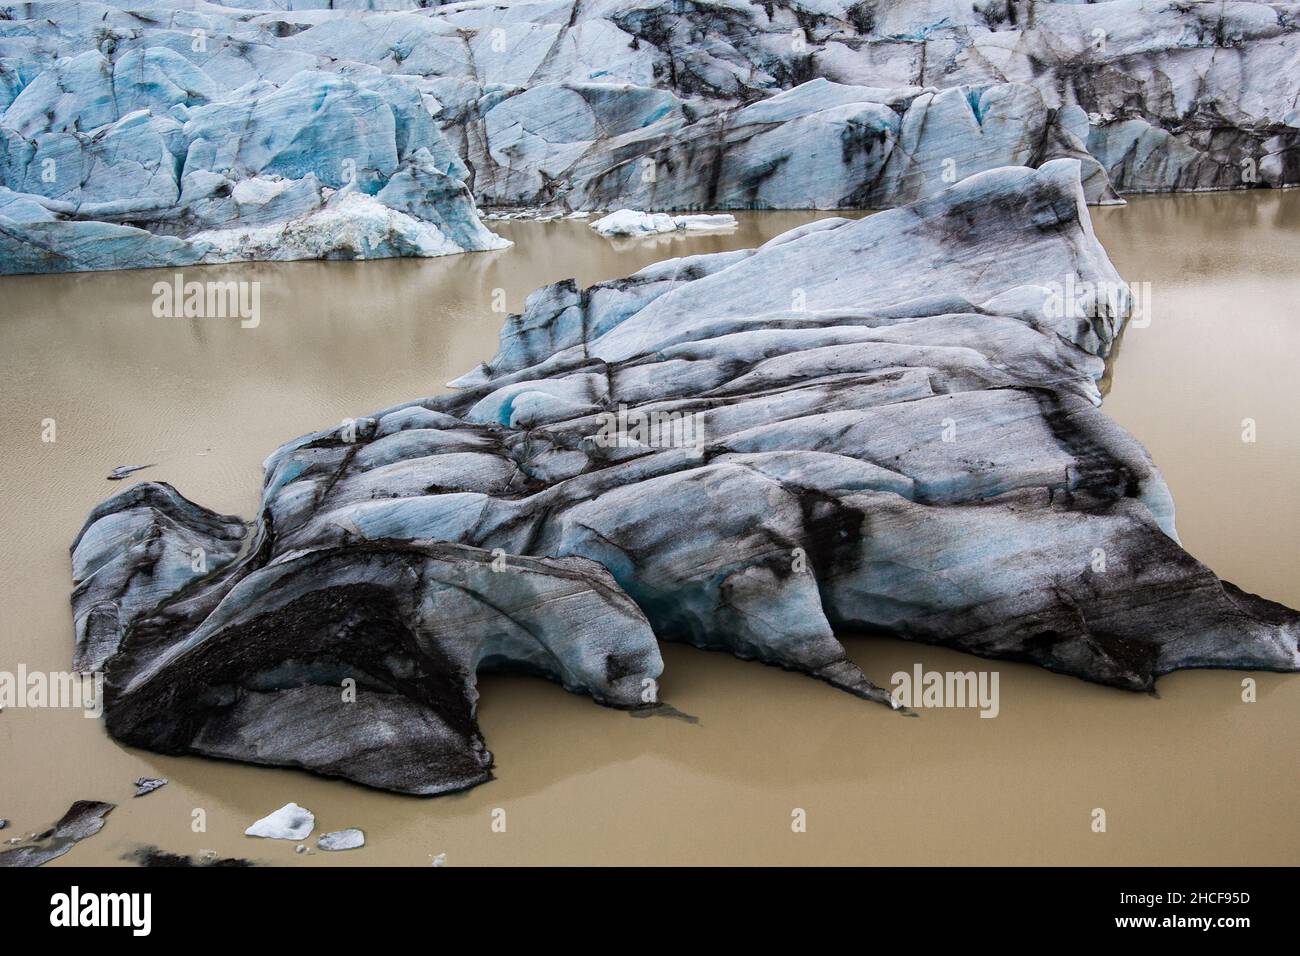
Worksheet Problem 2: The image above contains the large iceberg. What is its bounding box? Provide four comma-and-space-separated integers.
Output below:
4, 1, 1299, 273
70, 160, 1300, 794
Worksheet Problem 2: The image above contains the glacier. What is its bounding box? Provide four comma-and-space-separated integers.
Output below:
4, 0, 1299, 273
0, 36, 508, 274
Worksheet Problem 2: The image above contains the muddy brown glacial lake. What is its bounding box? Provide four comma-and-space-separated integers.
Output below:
0, 194, 1296, 866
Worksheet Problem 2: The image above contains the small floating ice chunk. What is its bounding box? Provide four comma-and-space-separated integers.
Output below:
318, 828, 365, 851
673, 214, 739, 232
244, 803, 314, 840
108, 464, 155, 481
132, 777, 167, 797
590, 209, 737, 238
0, 800, 114, 867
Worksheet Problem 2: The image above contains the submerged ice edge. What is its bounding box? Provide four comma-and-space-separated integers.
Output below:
68, 162, 1300, 795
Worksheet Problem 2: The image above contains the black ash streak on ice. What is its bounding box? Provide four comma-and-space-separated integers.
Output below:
69, 162, 1299, 796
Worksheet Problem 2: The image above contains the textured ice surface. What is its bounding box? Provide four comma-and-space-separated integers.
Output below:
0, 32, 506, 274
70, 161, 1300, 794
4, 1, 1298, 272
0, 801, 114, 868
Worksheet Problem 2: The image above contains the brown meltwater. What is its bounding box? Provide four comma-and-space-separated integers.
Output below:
0, 198, 1295, 866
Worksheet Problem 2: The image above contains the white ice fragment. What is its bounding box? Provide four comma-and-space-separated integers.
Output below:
318, 828, 366, 851
245, 803, 315, 840
590, 209, 737, 238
